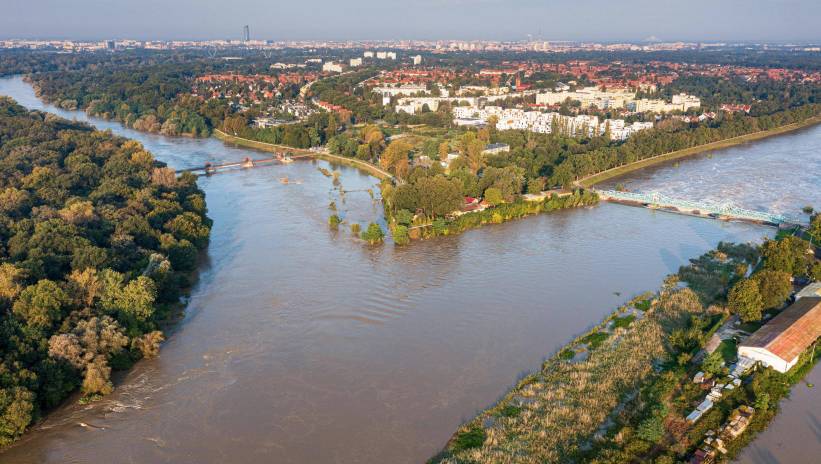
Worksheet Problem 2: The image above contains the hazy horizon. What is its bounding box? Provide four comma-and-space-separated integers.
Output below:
2, 0, 820, 43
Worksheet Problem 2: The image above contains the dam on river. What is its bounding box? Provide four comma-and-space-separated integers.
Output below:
595, 189, 801, 226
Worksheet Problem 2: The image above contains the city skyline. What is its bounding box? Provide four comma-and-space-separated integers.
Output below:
2, 0, 820, 43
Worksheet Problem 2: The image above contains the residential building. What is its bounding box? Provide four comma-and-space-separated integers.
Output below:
395, 103, 416, 114
632, 93, 701, 113
322, 61, 344, 73
349, 58, 363, 67
412, 55, 422, 65
482, 143, 510, 155
372, 84, 429, 98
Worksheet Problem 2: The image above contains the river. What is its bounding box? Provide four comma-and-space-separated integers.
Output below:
0, 76, 817, 463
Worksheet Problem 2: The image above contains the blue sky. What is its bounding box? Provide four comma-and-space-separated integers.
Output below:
1, 0, 819, 42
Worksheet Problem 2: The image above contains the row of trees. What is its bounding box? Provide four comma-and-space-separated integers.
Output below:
728, 235, 821, 321
0, 98, 211, 446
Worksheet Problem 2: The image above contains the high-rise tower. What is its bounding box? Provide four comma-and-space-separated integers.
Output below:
243, 25, 250, 42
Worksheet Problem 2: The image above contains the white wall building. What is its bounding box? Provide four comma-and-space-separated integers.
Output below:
738, 296, 821, 373
349, 58, 363, 67
453, 105, 653, 140
322, 61, 343, 73
372, 84, 429, 98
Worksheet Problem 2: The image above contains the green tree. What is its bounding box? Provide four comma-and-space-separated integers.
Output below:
361, 222, 385, 244
701, 350, 725, 376
393, 225, 410, 246
809, 213, 821, 244
116, 277, 157, 323
380, 140, 412, 179
394, 209, 414, 226
12, 280, 69, 330
761, 236, 810, 276
0, 387, 34, 446
328, 214, 341, 230
728, 278, 764, 322
753, 269, 791, 309
415, 175, 463, 218
484, 187, 504, 206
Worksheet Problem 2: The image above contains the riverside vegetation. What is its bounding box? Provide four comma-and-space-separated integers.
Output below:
0, 97, 211, 446
433, 234, 821, 463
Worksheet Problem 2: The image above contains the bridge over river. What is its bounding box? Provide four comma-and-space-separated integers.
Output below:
594, 189, 801, 226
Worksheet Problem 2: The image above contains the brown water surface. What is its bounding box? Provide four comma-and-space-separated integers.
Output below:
0, 76, 815, 463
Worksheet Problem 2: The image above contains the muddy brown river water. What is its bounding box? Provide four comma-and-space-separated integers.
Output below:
0, 76, 818, 463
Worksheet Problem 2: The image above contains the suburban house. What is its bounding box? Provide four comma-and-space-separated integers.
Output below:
738, 295, 821, 373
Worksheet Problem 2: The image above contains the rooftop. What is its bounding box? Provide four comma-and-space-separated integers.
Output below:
740, 296, 821, 363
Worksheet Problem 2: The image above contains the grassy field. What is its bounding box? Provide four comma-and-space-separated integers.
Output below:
578, 115, 821, 188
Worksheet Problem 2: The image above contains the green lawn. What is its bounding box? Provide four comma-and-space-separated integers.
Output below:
717, 339, 738, 364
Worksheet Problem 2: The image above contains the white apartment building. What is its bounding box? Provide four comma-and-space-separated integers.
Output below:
375, 51, 396, 60
373, 84, 429, 98
632, 93, 701, 113
349, 58, 363, 67
453, 105, 653, 140
322, 61, 343, 73
363, 51, 374, 58
395, 103, 416, 115
412, 55, 422, 65
671, 93, 701, 111
535, 86, 636, 110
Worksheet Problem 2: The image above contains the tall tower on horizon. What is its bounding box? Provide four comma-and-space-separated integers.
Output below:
243, 25, 250, 43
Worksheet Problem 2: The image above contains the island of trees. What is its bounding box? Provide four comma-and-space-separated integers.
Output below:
0, 97, 211, 446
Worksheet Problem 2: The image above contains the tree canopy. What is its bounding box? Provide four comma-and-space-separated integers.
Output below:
0, 97, 211, 446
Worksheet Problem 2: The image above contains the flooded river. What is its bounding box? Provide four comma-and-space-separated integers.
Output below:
601, 124, 821, 220
0, 76, 817, 463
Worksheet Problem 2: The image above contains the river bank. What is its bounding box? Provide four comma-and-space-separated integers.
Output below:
432, 240, 821, 463
578, 114, 821, 188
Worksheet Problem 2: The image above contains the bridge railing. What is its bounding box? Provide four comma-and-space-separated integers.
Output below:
595, 189, 797, 225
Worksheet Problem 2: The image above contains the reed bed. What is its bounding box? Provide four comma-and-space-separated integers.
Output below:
436, 288, 703, 464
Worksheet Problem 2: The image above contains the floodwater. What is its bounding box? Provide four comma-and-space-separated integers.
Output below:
601, 123, 821, 220
0, 76, 815, 463
736, 366, 821, 464
609, 125, 821, 464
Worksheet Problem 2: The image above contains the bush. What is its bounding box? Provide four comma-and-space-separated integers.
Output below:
393, 225, 410, 246
395, 209, 414, 226
452, 426, 486, 451
328, 214, 341, 230
484, 187, 503, 206
361, 222, 385, 244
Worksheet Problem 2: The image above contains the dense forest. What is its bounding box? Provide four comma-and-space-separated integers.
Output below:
28, 64, 222, 137
0, 97, 211, 446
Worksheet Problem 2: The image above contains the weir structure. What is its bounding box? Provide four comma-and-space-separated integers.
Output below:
175, 155, 308, 175
595, 189, 800, 226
